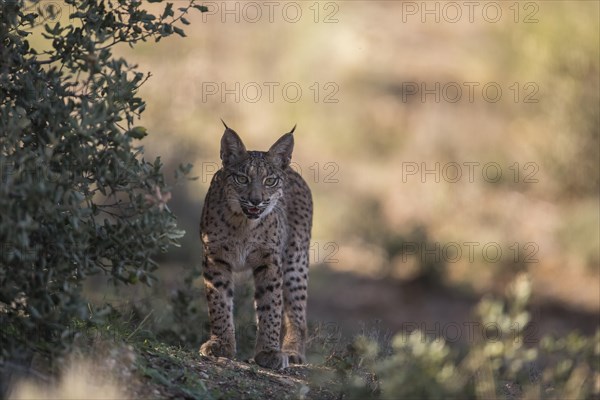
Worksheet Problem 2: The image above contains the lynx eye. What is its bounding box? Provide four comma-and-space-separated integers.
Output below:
263, 177, 278, 187
234, 174, 249, 185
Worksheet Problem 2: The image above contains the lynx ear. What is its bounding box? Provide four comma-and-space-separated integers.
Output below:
268, 126, 295, 168
220, 124, 247, 167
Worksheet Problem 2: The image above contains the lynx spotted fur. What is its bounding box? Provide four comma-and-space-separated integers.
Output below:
199, 123, 312, 369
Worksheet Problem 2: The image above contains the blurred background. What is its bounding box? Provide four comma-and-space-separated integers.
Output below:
84, 0, 598, 355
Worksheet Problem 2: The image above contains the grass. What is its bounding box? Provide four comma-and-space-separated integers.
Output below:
7, 290, 598, 400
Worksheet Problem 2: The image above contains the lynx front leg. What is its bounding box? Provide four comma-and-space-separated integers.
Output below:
281, 245, 309, 364
253, 262, 288, 369
199, 256, 236, 359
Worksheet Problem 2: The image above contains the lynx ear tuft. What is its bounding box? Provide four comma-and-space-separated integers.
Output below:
268, 131, 294, 169
220, 124, 247, 167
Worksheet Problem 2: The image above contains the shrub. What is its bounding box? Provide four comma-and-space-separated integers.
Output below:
328, 274, 599, 399
0, 0, 205, 386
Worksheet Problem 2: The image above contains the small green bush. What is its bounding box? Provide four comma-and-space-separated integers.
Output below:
328, 274, 599, 399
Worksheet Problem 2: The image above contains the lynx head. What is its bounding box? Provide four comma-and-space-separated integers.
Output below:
220, 122, 295, 220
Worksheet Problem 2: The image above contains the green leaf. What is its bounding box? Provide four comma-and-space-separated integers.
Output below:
129, 126, 148, 139
140, 13, 156, 22
162, 3, 174, 19
166, 229, 186, 240
173, 26, 186, 37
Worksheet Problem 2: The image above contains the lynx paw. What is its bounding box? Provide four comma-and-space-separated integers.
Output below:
285, 351, 305, 365
254, 350, 289, 369
199, 339, 235, 359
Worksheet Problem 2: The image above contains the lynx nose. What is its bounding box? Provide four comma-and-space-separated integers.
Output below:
249, 197, 262, 206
